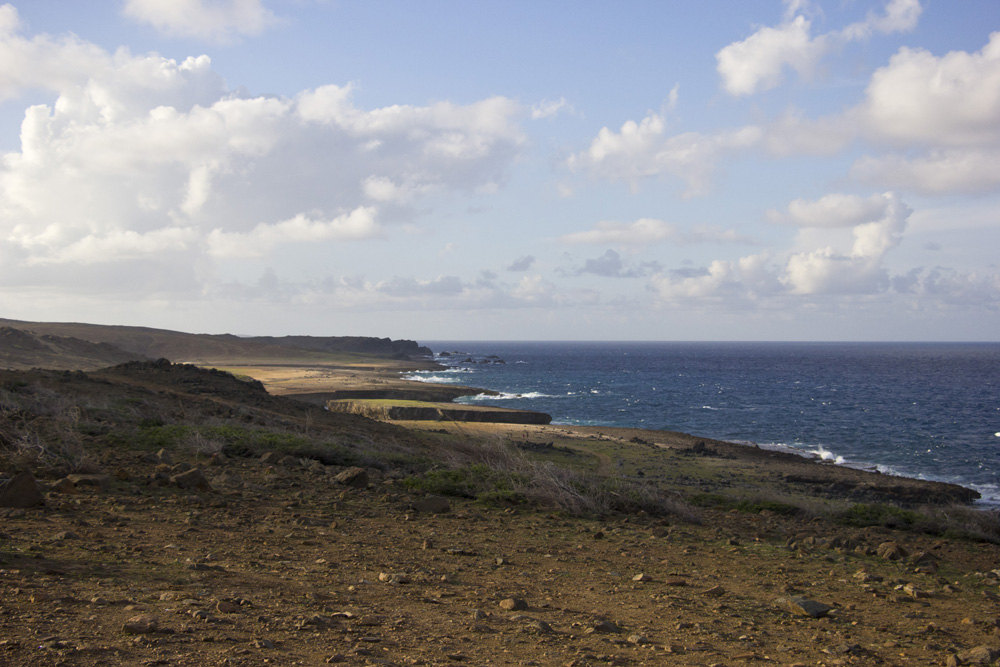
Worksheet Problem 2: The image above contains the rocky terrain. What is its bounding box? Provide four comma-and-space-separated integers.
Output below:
2, 343, 1000, 666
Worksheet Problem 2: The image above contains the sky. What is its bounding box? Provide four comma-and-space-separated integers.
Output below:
1, 0, 999, 342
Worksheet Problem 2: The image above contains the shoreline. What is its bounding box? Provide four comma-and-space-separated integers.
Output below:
401, 362, 988, 507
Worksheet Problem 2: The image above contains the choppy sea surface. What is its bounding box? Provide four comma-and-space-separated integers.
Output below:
410, 342, 1000, 504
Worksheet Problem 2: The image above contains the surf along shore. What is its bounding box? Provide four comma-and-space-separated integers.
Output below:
226, 353, 982, 510
4, 353, 1000, 666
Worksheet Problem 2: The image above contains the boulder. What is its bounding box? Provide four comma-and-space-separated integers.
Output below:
171, 468, 212, 492
0, 471, 44, 508
777, 595, 833, 618
411, 496, 451, 514
334, 467, 369, 489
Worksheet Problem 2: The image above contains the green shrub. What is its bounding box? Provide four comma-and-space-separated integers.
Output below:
838, 503, 921, 529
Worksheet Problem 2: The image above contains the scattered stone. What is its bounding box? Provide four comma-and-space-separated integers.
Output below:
252, 638, 274, 649
632, 573, 652, 582
411, 496, 450, 514
627, 634, 648, 644
333, 467, 369, 489
499, 598, 528, 611
378, 572, 411, 584
0, 471, 45, 508
776, 596, 833, 618
216, 601, 239, 614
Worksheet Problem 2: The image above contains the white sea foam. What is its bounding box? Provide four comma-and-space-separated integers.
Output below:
462, 391, 551, 401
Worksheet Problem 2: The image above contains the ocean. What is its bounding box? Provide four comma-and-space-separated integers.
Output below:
411, 342, 1000, 504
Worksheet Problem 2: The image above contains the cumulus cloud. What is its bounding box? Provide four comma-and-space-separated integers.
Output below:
782, 193, 910, 294
651, 193, 913, 302
770, 193, 891, 228
567, 111, 761, 196
843, 32, 1000, 194
0, 4, 112, 101
862, 32, 1000, 148
716, 0, 923, 96
650, 254, 781, 301
0, 22, 526, 286
716, 16, 828, 97
122, 0, 279, 43
206, 207, 381, 258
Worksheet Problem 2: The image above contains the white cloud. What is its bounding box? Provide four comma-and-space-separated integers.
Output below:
206, 207, 381, 258
0, 4, 111, 102
772, 193, 891, 228
122, 0, 279, 43
782, 193, 910, 294
716, 0, 923, 97
650, 254, 780, 301
716, 16, 828, 96
531, 97, 572, 120
862, 32, 1000, 148
0, 23, 526, 292
567, 111, 761, 196
851, 149, 1000, 196
560, 218, 676, 246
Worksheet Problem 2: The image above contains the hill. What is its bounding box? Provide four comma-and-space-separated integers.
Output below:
0, 326, 145, 370
0, 318, 432, 368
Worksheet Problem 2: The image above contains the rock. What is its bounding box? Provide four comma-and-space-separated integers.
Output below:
954, 645, 1000, 665
122, 615, 159, 634
877, 541, 908, 561
586, 620, 621, 634
0, 471, 44, 508
259, 452, 282, 465
632, 573, 652, 582
903, 583, 931, 599
253, 638, 275, 649
277, 455, 299, 467
776, 595, 833, 618
700, 585, 726, 597
171, 468, 212, 492
217, 601, 239, 614
378, 572, 411, 584
411, 496, 451, 514
66, 474, 111, 490
49, 477, 78, 495
156, 449, 173, 465
628, 634, 649, 644
333, 467, 369, 489
499, 598, 528, 611
212, 471, 244, 489
529, 620, 555, 634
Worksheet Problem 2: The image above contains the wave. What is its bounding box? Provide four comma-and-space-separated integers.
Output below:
461, 391, 552, 401
403, 368, 474, 382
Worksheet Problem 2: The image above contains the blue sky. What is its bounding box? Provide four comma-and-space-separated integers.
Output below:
1, 0, 999, 341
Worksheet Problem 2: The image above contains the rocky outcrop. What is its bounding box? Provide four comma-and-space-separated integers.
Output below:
327, 400, 551, 425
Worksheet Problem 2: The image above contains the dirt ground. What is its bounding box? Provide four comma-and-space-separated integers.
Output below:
3, 445, 1000, 667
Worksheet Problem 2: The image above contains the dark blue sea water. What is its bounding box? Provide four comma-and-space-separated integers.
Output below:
411, 342, 1000, 503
